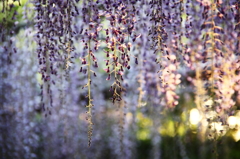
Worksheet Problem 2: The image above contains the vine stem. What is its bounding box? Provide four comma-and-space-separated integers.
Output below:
87, 0, 93, 147
87, 35, 93, 147
88, 40, 92, 114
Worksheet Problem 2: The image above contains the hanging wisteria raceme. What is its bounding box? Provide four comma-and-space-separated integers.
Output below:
178, 2, 240, 152
102, 1, 139, 104
197, 0, 237, 141
147, 0, 183, 108
79, 0, 105, 147
34, 0, 79, 117
100, 0, 140, 151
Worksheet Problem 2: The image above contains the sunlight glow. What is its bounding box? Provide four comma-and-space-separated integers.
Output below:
189, 108, 202, 125
228, 116, 237, 129
190, 108, 202, 125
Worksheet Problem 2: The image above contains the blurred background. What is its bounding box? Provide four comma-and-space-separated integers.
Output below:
1, 0, 240, 159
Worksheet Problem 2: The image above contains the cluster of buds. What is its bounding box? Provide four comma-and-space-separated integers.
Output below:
215, 60, 236, 112
160, 54, 181, 108
101, 1, 138, 103
186, 1, 240, 142
79, 0, 107, 147
34, 0, 79, 116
